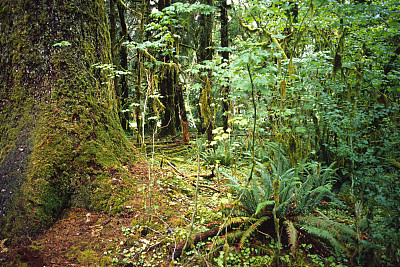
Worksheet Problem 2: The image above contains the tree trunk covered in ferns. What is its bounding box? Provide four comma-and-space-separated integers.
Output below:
198, 0, 214, 141
0, 0, 135, 240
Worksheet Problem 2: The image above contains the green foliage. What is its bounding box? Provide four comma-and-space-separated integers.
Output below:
225, 143, 354, 262
238, 216, 269, 249
116, 0, 400, 263
201, 142, 234, 167
52, 40, 71, 47
297, 215, 357, 259
92, 63, 131, 79
213, 244, 270, 267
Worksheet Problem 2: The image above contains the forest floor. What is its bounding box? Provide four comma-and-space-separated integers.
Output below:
1, 139, 231, 266
1, 136, 354, 266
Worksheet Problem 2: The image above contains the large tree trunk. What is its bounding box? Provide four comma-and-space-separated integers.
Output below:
0, 0, 135, 241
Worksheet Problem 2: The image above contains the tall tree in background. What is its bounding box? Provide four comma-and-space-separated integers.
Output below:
220, 0, 230, 132
199, 0, 214, 141
0, 0, 135, 239
158, 0, 178, 137
109, 0, 131, 131
117, 1, 132, 131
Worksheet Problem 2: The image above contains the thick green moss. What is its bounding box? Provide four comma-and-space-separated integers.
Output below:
0, 0, 137, 240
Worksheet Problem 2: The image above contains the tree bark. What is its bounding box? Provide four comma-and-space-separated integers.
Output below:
0, 0, 135, 240
198, 0, 214, 141
117, 1, 130, 131
220, 0, 230, 132
176, 85, 190, 143
158, 0, 177, 137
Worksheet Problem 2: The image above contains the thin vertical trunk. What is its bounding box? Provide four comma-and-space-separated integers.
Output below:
221, 0, 230, 132
134, 0, 150, 143
159, 66, 177, 137
117, 1, 130, 131
109, 0, 117, 58
199, 0, 214, 141
176, 85, 190, 143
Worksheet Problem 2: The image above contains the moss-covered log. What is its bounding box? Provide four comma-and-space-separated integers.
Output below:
0, 0, 136, 240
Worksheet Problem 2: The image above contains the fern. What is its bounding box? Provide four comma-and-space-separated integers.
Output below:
239, 216, 269, 249
255, 200, 274, 216
305, 216, 356, 240
229, 177, 260, 215
300, 161, 338, 188
300, 225, 347, 255
209, 230, 245, 248
225, 143, 348, 258
222, 216, 256, 230
297, 215, 357, 257
294, 186, 344, 215
279, 169, 301, 204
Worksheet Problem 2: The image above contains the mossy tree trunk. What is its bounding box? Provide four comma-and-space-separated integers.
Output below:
0, 0, 135, 240
158, 0, 177, 137
198, 0, 214, 142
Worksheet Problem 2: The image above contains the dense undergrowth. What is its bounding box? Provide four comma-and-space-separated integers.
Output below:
94, 134, 355, 266
98, 132, 397, 266
1, 132, 398, 266
100, 1, 400, 265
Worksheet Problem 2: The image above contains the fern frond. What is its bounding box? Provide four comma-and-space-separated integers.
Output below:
279, 175, 301, 204
297, 215, 357, 257
284, 220, 298, 253
300, 225, 347, 255
229, 179, 260, 215
239, 216, 269, 249
209, 230, 244, 248
255, 200, 275, 216
294, 186, 343, 215
298, 216, 356, 235
222, 216, 256, 230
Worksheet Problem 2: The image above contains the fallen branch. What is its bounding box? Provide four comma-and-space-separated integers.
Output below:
191, 183, 220, 193
165, 161, 220, 192
166, 160, 186, 177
